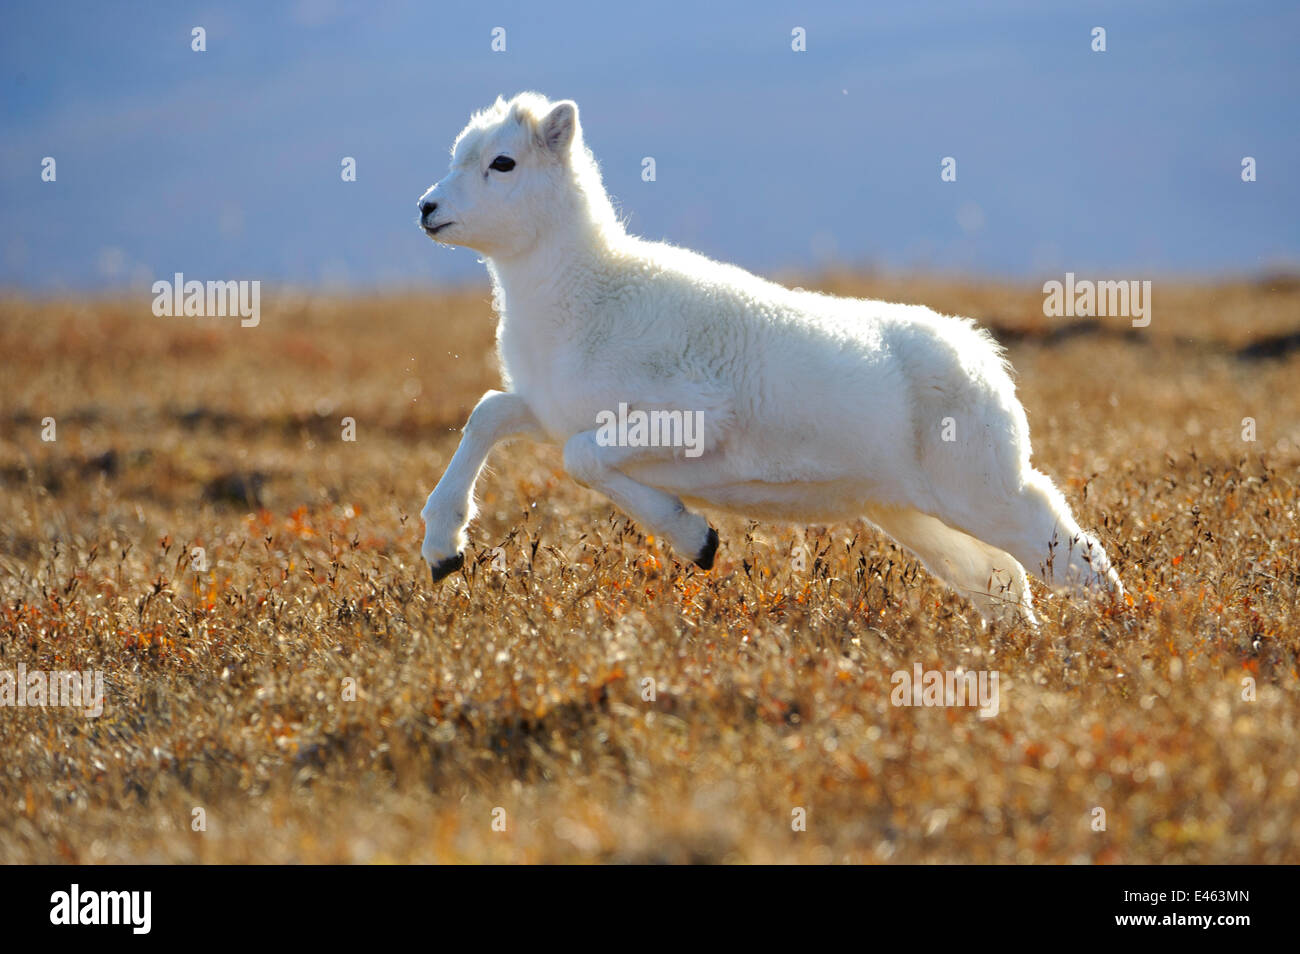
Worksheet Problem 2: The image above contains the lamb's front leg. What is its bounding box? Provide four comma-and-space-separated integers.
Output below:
562, 431, 719, 569
422, 390, 542, 582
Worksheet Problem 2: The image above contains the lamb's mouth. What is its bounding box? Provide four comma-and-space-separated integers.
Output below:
423, 221, 454, 237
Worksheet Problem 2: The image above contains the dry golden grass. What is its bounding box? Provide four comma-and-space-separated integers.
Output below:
1, 274, 1298, 863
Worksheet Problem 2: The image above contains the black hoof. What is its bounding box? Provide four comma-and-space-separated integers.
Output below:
693, 528, 719, 570
429, 552, 465, 583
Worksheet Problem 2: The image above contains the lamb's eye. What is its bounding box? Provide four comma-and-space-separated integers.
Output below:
489, 155, 516, 172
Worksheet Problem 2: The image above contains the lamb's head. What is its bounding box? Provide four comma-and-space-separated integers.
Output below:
417, 92, 619, 259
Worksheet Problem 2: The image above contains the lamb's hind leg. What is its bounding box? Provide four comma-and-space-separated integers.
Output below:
865, 505, 1037, 628
563, 431, 718, 567
946, 469, 1124, 597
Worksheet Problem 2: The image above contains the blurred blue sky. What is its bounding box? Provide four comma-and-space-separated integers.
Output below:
2, 0, 1297, 291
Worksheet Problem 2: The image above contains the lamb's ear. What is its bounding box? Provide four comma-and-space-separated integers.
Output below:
538, 100, 578, 156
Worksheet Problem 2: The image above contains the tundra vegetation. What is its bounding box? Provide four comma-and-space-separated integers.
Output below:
0, 274, 1297, 862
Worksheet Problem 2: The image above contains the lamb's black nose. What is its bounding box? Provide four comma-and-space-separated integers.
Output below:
419, 200, 437, 218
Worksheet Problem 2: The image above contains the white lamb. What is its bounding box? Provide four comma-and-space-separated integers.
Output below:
415, 92, 1124, 626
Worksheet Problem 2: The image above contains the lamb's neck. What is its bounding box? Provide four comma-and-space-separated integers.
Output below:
485, 229, 614, 326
